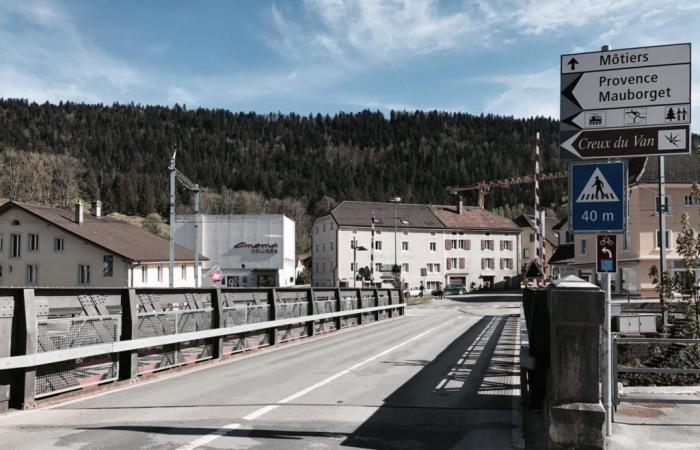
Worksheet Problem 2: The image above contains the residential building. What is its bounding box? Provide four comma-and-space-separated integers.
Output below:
312, 200, 520, 290
553, 154, 700, 296
0, 201, 205, 287
174, 214, 295, 288
514, 213, 559, 276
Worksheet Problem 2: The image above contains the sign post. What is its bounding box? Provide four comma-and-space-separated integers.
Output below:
560, 43, 691, 160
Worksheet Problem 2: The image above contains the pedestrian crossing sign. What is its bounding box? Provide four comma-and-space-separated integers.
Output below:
570, 161, 626, 233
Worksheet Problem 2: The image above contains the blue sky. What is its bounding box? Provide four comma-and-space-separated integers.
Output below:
1, 0, 698, 130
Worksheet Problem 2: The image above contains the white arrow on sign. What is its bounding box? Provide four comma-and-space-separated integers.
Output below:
602, 248, 613, 258
565, 64, 690, 110
561, 43, 691, 74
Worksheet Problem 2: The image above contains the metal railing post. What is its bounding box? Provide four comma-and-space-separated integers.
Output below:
308, 288, 316, 336
374, 288, 380, 321
14, 289, 37, 409
269, 288, 278, 345
0, 291, 15, 412
356, 289, 363, 325
335, 288, 342, 329
211, 288, 224, 359
118, 289, 139, 380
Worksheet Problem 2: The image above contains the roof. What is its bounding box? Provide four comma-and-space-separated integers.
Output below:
430, 205, 520, 232
1, 201, 206, 263
330, 201, 443, 229
513, 214, 559, 245
551, 216, 568, 231
548, 243, 575, 264
631, 153, 700, 184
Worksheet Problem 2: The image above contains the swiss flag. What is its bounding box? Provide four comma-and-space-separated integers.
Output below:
205, 265, 223, 283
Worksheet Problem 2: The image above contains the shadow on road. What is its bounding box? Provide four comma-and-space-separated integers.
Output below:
341, 314, 521, 450
77, 425, 347, 440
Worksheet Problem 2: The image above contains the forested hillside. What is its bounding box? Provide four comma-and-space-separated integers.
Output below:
0, 98, 590, 251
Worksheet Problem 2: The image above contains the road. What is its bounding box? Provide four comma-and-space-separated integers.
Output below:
0, 292, 523, 450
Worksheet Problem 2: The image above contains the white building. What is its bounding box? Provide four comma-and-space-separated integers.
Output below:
0, 201, 204, 288
175, 214, 296, 288
312, 201, 521, 290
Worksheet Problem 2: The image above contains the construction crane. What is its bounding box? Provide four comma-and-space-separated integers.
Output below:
446, 171, 568, 209
169, 150, 201, 288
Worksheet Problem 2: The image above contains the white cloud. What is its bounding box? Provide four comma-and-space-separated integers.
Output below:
0, 1, 145, 104
481, 67, 559, 119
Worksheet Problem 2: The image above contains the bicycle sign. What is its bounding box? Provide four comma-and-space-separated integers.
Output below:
570, 161, 626, 232
597, 234, 617, 274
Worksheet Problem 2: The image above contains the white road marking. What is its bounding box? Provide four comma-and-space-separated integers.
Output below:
177, 423, 242, 450
179, 316, 462, 449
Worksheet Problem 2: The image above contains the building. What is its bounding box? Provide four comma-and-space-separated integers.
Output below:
0, 201, 205, 287
312, 200, 521, 290
174, 214, 296, 288
514, 213, 559, 276
552, 154, 700, 296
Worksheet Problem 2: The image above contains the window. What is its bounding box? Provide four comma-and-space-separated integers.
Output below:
481, 258, 495, 270
26, 264, 38, 285
28, 233, 39, 252
181, 265, 187, 280
430, 232, 436, 236
11, 234, 21, 258
0, 233, 3, 252
54, 237, 64, 252
523, 248, 530, 258
447, 257, 458, 270
435, 263, 441, 272
402, 231, 408, 235
402, 263, 409, 273
500, 240, 513, 251
142, 266, 147, 283
500, 258, 513, 270
580, 239, 587, 255
157, 266, 163, 283
330, 222, 334, 230
655, 230, 672, 250
103, 255, 113, 277
375, 263, 382, 272
323, 223, 326, 232
427, 263, 434, 272
402, 241, 409, 251
399, 219, 410, 226
375, 241, 382, 250
529, 233, 535, 242
0, 265, 3, 278
79, 265, 90, 285
565, 231, 574, 243
451, 239, 458, 249
429, 242, 436, 251
458, 239, 467, 250
350, 262, 355, 272
322, 243, 326, 252
684, 194, 700, 206
330, 242, 334, 251
481, 240, 494, 250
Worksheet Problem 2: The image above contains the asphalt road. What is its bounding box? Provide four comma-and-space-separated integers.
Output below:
0, 292, 524, 450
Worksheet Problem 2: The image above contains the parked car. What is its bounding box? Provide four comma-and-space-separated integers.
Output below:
403, 287, 423, 298
443, 284, 467, 296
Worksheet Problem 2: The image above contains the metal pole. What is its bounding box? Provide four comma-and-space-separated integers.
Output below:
353, 238, 357, 289
658, 155, 667, 325
603, 272, 612, 436
394, 201, 398, 289
169, 151, 176, 288
194, 185, 200, 288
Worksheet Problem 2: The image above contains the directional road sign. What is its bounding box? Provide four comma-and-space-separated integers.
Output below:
596, 234, 617, 274
560, 43, 691, 159
570, 161, 626, 232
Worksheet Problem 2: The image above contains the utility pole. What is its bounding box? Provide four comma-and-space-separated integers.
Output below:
352, 237, 358, 288
658, 155, 667, 325
169, 150, 176, 288
390, 197, 401, 288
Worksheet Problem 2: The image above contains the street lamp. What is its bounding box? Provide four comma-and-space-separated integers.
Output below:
389, 197, 401, 288
352, 237, 367, 288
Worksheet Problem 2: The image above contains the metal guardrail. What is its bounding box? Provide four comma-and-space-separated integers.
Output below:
612, 335, 700, 409
0, 287, 404, 410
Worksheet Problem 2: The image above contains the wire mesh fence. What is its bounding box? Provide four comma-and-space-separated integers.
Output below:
37, 316, 120, 352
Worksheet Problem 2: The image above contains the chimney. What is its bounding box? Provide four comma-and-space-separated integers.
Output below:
458, 197, 464, 215
91, 200, 102, 218
74, 201, 84, 224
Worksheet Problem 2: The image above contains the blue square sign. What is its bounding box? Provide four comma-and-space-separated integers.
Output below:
570, 161, 626, 232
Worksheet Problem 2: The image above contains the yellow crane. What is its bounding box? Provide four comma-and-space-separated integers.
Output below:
446, 171, 568, 209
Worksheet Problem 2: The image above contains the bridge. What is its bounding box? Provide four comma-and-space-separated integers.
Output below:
0, 287, 524, 449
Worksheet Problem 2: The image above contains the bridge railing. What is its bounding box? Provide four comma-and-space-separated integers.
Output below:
0, 286, 404, 411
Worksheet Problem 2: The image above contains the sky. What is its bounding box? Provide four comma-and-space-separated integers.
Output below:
0, 0, 698, 131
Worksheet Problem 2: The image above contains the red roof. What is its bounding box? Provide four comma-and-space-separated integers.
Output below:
430, 205, 519, 232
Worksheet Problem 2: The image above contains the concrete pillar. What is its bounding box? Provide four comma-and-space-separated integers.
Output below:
268, 288, 278, 345
307, 288, 316, 336
118, 289, 139, 380
0, 292, 15, 412
547, 275, 606, 449
11, 289, 37, 409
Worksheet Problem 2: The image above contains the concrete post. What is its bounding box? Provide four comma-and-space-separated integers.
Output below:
118, 289, 139, 380
12, 289, 38, 409
547, 275, 606, 449
335, 288, 343, 329
269, 288, 279, 345
211, 288, 224, 359
356, 289, 363, 325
